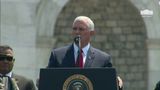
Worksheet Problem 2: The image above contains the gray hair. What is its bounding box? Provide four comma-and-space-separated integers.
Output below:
73, 16, 94, 31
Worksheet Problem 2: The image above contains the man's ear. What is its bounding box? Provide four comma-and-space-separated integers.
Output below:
90, 30, 95, 36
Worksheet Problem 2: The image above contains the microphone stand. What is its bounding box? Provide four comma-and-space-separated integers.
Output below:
74, 35, 81, 66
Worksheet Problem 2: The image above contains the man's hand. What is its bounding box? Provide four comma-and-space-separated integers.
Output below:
117, 76, 123, 89
0, 83, 4, 89
0, 77, 4, 89
36, 78, 39, 88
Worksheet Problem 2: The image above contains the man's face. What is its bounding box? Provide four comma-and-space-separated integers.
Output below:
72, 20, 94, 48
0, 49, 14, 75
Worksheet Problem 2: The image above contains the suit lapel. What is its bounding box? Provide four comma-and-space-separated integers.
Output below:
84, 47, 95, 67
11, 73, 19, 84
62, 44, 75, 67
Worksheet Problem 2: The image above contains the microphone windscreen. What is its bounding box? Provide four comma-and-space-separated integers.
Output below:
74, 35, 81, 44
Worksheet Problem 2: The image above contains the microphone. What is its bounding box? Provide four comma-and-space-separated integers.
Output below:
74, 35, 81, 48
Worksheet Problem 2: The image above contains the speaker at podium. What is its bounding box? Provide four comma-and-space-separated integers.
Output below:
39, 67, 118, 90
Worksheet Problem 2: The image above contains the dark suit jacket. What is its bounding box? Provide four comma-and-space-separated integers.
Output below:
155, 81, 160, 90
48, 44, 112, 68
47, 44, 124, 90
12, 73, 36, 90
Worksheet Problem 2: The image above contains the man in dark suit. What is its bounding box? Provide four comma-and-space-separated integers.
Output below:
155, 80, 160, 90
0, 45, 36, 90
47, 16, 123, 89
48, 44, 112, 68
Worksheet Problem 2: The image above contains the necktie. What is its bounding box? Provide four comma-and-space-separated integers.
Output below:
76, 49, 83, 68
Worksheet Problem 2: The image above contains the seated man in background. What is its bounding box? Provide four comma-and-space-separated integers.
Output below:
0, 45, 36, 90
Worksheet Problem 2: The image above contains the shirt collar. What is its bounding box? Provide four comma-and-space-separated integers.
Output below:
73, 43, 90, 56
0, 72, 12, 77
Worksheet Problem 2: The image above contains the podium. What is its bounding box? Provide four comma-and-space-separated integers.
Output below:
39, 68, 118, 90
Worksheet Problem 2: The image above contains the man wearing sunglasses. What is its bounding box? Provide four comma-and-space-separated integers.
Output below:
0, 45, 36, 90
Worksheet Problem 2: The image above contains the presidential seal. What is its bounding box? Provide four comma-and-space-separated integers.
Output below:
63, 74, 93, 90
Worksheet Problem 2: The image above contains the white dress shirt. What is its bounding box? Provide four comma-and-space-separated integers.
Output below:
73, 43, 90, 66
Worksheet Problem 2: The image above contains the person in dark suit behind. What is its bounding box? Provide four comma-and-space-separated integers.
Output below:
155, 80, 160, 90
0, 45, 36, 90
47, 16, 123, 89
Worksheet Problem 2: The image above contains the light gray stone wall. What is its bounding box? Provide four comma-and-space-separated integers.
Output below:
53, 0, 148, 90
0, 0, 69, 88
1, 0, 39, 87
130, 0, 160, 90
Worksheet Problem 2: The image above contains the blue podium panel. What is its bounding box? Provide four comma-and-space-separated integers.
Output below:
39, 68, 118, 90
